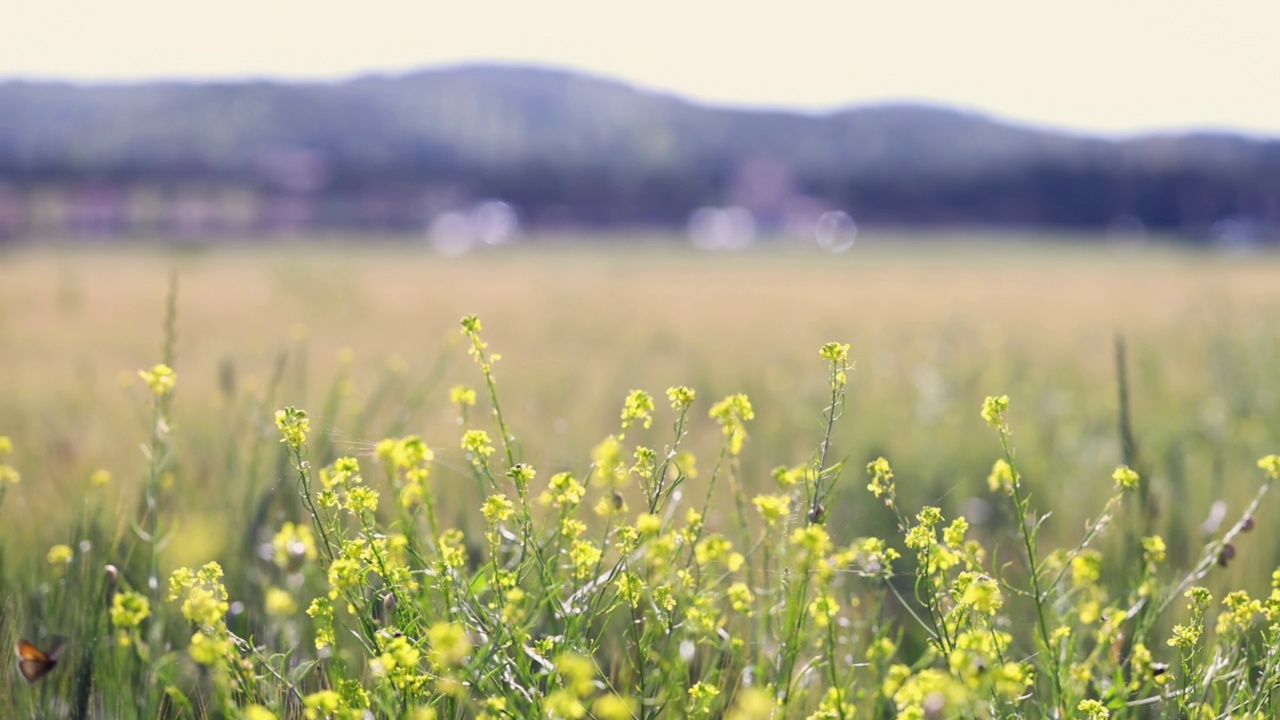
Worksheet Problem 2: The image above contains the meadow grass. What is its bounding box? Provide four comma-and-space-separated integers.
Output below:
1, 235, 1279, 718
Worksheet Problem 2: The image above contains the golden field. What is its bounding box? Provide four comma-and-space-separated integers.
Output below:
1, 234, 1278, 578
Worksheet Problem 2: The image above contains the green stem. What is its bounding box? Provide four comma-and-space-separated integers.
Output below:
998, 426, 1063, 714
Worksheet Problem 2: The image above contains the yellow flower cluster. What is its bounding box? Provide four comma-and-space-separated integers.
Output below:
1112, 464, 1140, 491
1259, 454, 1280, 480
980, 394, 1009, 427
449, 384, 477, 408
819, 341, 853, 387
274, 406, 310, 448
1169, 587, 1214, 649
619, 389, 654, 432
772, 464, 806, 488
591, 435, 627, 488
687, 681, 721, 719
482, 493, 515, 523
378, 436, 434, 508
752, 494, 791, 527
1216, 590, 1262, 638
460, 315, 501, 374
709, 393, 754, 455
264, 587, 297, 616
543, 653, 622, 720
138, 363, 177, 396
168, 562, 232, 666
986, 458, 1016, 494
272, 521, 318, 572
461, 430, 495, 461
541, 472, 586, 508
569, 539, 603, 579
0, 436, 19, 485
306, 597, 335, 649
46, 543, 73, 566
866, 457, 894, 503
110, 591, 151, 629
666, 385, 696, 412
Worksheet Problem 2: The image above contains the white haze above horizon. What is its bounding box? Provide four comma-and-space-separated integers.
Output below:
2, 0, 1278, 137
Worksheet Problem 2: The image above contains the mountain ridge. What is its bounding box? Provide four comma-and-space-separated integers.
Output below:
0, 65, 1277, 234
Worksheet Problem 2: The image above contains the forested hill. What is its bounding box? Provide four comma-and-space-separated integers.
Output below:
1, 65, 1278, 233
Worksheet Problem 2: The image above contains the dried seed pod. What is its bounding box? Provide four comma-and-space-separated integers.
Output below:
1218, 543, 1237, 568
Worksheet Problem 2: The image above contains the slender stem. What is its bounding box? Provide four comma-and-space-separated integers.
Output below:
466, 331, 517, 469
145, 398, 164, 594
810, 361, 845, 522
289, 445, 336, 564
998, 426, 1063, 713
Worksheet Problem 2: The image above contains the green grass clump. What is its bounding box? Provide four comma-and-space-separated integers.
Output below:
3, 308, 1280, 720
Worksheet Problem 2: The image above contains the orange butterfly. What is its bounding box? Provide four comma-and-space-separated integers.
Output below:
16, 639, 64, 683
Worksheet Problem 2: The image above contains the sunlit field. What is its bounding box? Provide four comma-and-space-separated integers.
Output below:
2, 233, 1279, 718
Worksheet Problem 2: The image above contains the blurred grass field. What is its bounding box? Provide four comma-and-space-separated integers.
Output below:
1, 233, 1279, 587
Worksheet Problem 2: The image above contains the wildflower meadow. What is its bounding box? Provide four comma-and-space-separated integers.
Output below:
2, 241, 1280, 719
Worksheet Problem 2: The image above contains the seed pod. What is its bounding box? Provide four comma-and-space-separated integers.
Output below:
285, 539, 309, 574
103, 564, 120, 607
1218, 543, 1237, 568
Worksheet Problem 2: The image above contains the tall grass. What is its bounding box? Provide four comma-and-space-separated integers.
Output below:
1, 241, 1279, 718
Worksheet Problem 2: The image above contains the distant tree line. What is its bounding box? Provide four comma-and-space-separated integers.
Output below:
0, 66, 1277, 242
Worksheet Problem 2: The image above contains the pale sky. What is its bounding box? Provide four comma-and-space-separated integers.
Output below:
2, 0, 1278, 136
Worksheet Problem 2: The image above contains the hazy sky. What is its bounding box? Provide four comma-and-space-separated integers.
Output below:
3, 1, 1278, 135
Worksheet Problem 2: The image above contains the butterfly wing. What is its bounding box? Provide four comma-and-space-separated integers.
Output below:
16, 640, 48, 663
16, 640, 58, 683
